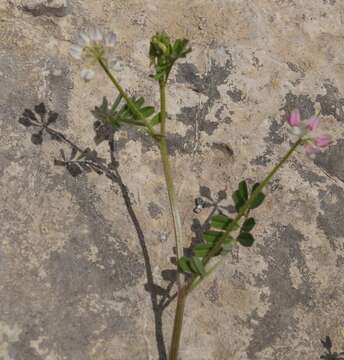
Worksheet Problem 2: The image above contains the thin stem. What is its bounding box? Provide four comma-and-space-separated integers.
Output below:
97, 58, 159, 139
169, 288, 188, 360
157, 79, 186, 359
158, 80, 184, 287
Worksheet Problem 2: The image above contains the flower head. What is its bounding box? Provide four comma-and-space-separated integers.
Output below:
70, 28, 117, 81
286, 109, 332, 157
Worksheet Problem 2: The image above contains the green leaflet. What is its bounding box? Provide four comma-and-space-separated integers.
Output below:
203, 230, 222, 244
211, 214, 239, 231
237, 232, 255, 247
190, 257, 205, 276
193, 243, 213, 258
150, 112, 161, 127
140, 106, 155, 118
239, 180, 248, 201
241, 217, 256, 232
178, 256, 192, 274
250, 182, 265, 209
250, 192, 265, 209
232, 189, 245, 212
177, 256, 205, 276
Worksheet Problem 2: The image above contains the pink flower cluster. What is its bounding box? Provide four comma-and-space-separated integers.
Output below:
287, 109, 332, 156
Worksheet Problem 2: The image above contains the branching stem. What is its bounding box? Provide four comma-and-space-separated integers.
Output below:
96, 54, 302, 360
169, 138, 303, 359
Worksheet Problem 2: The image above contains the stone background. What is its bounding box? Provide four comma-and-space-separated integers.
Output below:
1, 0, 344, 359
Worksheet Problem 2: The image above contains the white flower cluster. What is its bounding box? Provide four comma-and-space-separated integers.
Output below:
70, 27, 117, 81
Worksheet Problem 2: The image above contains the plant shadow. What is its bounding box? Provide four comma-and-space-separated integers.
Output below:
320, 336, 344, 360
19, 102, 174, 360
19, 102, 236, 359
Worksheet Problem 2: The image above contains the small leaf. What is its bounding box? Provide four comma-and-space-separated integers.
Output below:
250, 192, 265, 209
34, 103, 46, 116
193, 243, 212, 258
241, 217, 256, 232
102, 96, 108, 110
134, 97, 145, 109
150, 112, 161, 127
232, 190, 245, 212
173, 39, 189, 57
111, 94, 123, 111
211, 214, 239, 231
203, 230, 222, 244
140, 106, 155, 118
239, 180, 248, 201
178, 256, 192, 273
190, 256, 205, 276
237, 232, 255, 247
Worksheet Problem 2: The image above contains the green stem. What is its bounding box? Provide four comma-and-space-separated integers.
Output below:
158, 80, 184, 287
158, 80, 186, 359
169, 288, 188, 360
97, 58, 158, 139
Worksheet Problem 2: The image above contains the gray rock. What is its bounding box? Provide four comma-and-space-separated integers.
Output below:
22, 0, 68, 17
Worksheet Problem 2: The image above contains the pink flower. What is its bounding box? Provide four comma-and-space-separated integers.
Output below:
314, 134, 332, 148
288, 109, 301, 127
286, 109, 333, 156
306, 116, 320, 131
303, 134, 332, 157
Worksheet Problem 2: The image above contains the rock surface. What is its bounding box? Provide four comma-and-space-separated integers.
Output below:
21, 0, 68, 16
1, 0, 344, 359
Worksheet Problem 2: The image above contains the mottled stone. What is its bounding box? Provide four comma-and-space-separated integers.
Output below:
1, 0, 344, 359
315, 139, 344, 182
247, 225, 315, 359
21, 0, 68, 17
317, 184, 344, 249
316, 82, 344, 123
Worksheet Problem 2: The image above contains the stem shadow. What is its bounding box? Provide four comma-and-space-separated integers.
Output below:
18, 103, 177, 360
